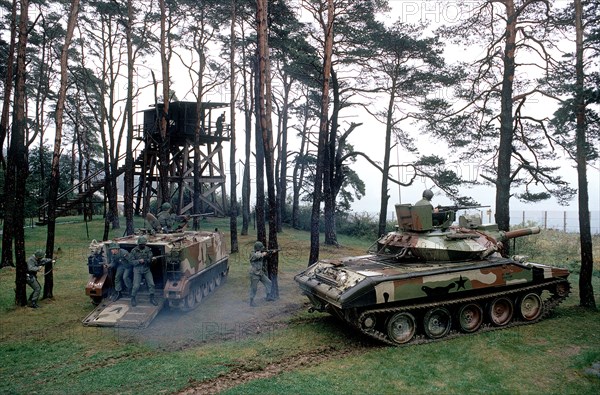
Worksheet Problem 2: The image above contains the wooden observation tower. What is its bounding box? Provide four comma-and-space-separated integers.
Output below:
135, 101, 230, 216
37, 101, 229, 224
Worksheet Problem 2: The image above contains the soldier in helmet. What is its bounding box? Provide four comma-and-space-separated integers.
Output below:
107, 242, 132, 302
415, 189, 434, 208
157, 202, 177, 232
248, 241, 274, 307
26, 250, 52, 308
129, 236, 157, 306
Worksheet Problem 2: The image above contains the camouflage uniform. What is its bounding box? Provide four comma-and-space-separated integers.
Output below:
248, 241, 272, 306
108, 243, 132, 301
130, 237, 157, 306
26, 250, 51, 308
157, 202, 177, 232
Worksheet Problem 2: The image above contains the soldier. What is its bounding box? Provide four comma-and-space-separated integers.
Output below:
107, 242, 132, 302
215, 112, 225, 136
415, 189, 434, 208
156, 202, 177, 232
26, 250, 52, 308
130, 236, 158, 307
248, 241, 274, 307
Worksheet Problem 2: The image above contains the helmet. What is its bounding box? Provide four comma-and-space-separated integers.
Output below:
422, 189, 434, 201
108, 242, 119, 249
161, 202, 172, 211
34, 250, 45, 259
137, 236, 147, 245
254, 241, 264, 251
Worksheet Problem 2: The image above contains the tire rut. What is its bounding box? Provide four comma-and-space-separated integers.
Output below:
178, 344, 371, 394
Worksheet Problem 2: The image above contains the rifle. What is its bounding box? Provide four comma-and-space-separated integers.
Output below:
180, 212, 214, 221
151, 254, 168, 261
261, 248, 281, 255
42, 258, 57, 275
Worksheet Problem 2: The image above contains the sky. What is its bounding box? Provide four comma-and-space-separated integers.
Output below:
350, 1, 599, 218
135, 0, 599, 224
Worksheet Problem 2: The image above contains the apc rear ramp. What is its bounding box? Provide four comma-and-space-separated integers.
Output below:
82, 294, 164, 328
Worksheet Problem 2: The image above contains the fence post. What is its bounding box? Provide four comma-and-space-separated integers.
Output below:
544, 211, 547, 229
564, 211, 567, 232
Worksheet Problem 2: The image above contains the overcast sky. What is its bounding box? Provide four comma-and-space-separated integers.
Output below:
131, 0, 599, 223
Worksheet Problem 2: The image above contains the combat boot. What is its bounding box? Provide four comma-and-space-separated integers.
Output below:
249, 298, 256, 307
29, 301, 40, 308
131, 296, 137, 307
111, 291, 121, 302
150, 295, 158, 306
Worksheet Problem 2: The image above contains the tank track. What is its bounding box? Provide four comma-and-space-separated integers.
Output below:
353, 279, 570, 346
168, 259, 229, 312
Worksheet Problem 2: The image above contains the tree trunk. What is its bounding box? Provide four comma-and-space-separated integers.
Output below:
44, 0, 80, 299
254, 56, 266, 244
229, 0, 239, 253
0, 0, 17, 268
124, 0, 135, 236
309, 0, 334, 265
277, 75, 291, 232
574, 0, 595, 309
323, 68, 339, 246
378, 76, 397, 237
292, 91, 310, 229
12, 0, 30, 306
158, 0, 171, 204
494, 0, 516, 233
241, 56, 253, 236
0, 0, 16, 168
256, 0, 279, 298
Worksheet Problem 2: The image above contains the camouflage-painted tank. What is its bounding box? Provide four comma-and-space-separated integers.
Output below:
84, 229, 228, 327
295, 194, 570, 345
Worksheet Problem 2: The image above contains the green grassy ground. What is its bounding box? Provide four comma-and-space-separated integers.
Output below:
0, 217, 598, 394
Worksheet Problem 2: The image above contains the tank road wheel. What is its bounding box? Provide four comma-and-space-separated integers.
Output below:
184, 291, 196, 310
488, 297, 514, 326
423, 308, 452, 339
554, 282, 570, 297
360, 314, 377, 331
458, 303, 483, 333
208, 278, 216, 292
202, 283, 209, 297
194, 285, 203, 304
215, 273, 222, 287
519, 293, 543, 321
386, 312, 416, 345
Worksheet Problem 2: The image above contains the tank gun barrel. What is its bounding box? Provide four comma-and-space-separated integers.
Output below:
436, 205, 490, 211
500, 226, 540, 241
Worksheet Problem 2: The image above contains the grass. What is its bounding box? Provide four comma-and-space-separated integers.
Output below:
0, 216, 599, 394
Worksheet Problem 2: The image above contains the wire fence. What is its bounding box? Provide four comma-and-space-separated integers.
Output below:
509, 210, 600, 234
463, 209, 600, 234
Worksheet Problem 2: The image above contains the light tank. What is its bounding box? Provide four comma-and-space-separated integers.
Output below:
85, 228, 228, 317
295, 194, 570, 345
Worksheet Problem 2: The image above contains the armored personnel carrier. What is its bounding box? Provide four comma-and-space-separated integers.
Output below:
83, 229, 228, 328
295, 192, 570, 345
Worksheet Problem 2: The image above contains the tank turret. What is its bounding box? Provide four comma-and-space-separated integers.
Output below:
295, 191, 570, 345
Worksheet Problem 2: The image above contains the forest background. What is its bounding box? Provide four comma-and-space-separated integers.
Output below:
0, 0, 598, 307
